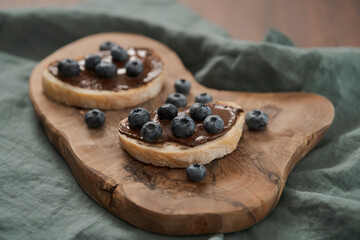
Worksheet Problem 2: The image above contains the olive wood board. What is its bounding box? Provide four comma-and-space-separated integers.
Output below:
29, 33, 334, 235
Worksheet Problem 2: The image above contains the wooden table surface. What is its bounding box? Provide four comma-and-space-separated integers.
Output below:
1, 0, 359, 47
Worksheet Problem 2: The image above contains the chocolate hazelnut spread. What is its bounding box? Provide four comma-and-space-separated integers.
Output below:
118, 103, 243, 147
48, 47, 163, 91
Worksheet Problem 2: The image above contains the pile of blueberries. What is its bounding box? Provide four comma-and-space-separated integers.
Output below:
128, 80, 224, 139
57, 41, 143, 79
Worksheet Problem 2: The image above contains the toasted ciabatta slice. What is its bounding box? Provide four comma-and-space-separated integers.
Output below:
42, 47, 164, 109
118, 101, 245, 168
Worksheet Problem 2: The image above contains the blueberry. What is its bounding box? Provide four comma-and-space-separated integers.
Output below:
128, 108, 151, 129
171, 114, 195, 138
57, 58, 80, 78
85, 54, 101, 70
140, 121, 162, 143
95, 61, 117, 78
245, 110, 268, 130
100, 41, 117, 51
157, 104, 178, 120
111, 46, 128, 62
174, 79, 191, 94
204, 115, 224, 134
186, 163, 206, 182
195, 93, 213, 103
166, 93, 187, 108
85, 109, 105, 129
125, 59, 143, 77
189, 103, 212, 121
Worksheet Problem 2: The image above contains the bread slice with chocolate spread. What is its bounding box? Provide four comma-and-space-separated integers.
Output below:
118, 101, 245, 168
42, 47, 164, 109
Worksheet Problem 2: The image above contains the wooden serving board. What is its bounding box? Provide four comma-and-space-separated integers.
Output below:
29, 33, 334, 235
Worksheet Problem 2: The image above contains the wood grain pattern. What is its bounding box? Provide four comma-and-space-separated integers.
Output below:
1, 0, 359, 47
29, 33, 334, 235
179, 0, 360, 47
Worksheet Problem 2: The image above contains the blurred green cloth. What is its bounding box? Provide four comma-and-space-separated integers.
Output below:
1, 0, 359, 239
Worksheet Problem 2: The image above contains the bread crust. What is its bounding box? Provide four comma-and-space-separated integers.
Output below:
41, 68, 164, 110
118, 101, 244, 168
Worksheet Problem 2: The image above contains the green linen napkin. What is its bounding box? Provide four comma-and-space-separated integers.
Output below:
0, 0, 359, 239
